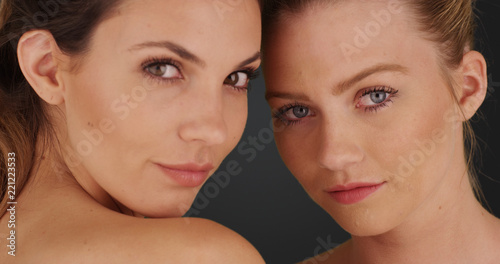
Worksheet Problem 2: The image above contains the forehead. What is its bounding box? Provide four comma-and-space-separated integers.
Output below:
91, 0, 261, 60
263, 0, 439, 88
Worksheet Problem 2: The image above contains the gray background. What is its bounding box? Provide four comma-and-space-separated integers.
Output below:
187, 1, 500, 263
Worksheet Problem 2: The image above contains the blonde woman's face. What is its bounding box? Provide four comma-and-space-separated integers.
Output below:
265, 1, 468, 236
59, 0, 261, 217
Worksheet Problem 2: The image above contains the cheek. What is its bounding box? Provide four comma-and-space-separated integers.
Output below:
63, 75, 120, 156
227, 98, 248, 136
274, 128, 318, 190
374, 91, 458, 212
223, 97, 248, 153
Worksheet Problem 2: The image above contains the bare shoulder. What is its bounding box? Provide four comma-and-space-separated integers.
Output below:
74, 217, 264, 264
8, 212, 264, 264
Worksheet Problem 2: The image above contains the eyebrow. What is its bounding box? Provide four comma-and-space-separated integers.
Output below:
265, 63, 408, 101
334, 63, 409, 96
234, 52, 261, 71
265, 91, 310, 102
129, 41, 206, 67
129, 41, 261, 71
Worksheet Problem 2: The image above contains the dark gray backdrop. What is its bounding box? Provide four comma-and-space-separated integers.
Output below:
186, 1, 500, 263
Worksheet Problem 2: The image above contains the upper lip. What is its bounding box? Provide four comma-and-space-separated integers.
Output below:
326, 182, 385, 192
156, 162, 214, 172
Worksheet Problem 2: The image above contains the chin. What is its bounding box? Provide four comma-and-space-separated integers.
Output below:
139, 205, 189, 218
339, 220, 393, 237
321, 201, 402, 237
128, 194, 198, 218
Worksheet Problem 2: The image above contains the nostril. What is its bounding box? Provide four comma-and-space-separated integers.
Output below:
318, 142, 364, 171
178, 119, 227, 145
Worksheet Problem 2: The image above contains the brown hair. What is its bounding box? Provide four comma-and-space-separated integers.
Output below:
0, 0, 122, 215
262, 0, 486, 204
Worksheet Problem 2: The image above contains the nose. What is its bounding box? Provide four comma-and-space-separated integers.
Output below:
317, 118, 364, 171
178, 87, 227, 146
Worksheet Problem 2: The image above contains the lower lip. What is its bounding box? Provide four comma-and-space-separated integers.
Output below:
157, 165, 209, 188
328, 183, 385, 205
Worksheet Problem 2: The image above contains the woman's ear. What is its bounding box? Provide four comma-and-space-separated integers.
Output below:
17, 30, 66, 105
456, 50, 488, 121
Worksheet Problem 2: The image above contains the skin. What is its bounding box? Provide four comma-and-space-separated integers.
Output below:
264, 1, 500, 263
0, 0, 264, 263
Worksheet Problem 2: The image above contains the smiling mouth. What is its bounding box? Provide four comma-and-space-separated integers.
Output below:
156, 163, 214, 188
327, 182, 386, 205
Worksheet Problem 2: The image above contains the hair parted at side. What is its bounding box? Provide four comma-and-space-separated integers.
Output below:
261, 0, 487, 206
0, 0, 123, 216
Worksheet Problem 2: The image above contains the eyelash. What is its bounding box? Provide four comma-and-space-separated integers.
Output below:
272, 86, 399, 126
358, 86, 399, 113
272, 101, 311, 126
141, 57, 183, 85
141, 57, 260, 92
229, 67, 261, 92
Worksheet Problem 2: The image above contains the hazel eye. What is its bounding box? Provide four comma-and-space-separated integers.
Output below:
224, 72, 249, 88
145, 63, 182, 79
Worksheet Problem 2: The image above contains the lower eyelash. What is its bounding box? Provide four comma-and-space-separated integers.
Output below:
272, 102, 310, 126
364, 98, 394, 112
141, 57, 183, 85
142, 72, 181, 87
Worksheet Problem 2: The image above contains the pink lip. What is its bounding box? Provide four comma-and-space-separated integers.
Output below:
156, 163, 214, 188
327, 182, 385, 205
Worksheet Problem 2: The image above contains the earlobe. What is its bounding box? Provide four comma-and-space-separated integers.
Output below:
17, 30, 65, 105
457, 50, 488, 121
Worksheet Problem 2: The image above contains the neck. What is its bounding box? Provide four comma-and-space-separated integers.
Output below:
22, 134, 143, 218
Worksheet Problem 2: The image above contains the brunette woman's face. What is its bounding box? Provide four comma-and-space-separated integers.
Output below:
264, 1, 469, 235
59, 0, 261, 217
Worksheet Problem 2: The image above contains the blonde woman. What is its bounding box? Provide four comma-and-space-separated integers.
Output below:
263, 0, 500, 263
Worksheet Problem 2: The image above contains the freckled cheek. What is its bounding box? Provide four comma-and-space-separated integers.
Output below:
381, 114, 453, 199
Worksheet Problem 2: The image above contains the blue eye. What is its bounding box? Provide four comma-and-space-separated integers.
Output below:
273, 103, 312, 126
292, 106, 309, 118
369, 91, 387, 104
357, 86, 399, 112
